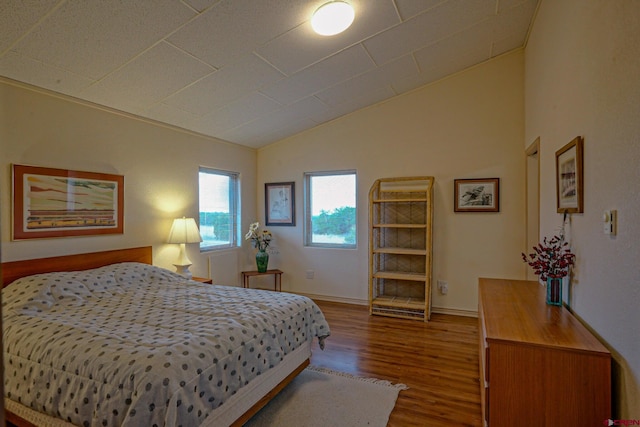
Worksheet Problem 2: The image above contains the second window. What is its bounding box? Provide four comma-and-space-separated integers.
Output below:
304, 170, 357, 248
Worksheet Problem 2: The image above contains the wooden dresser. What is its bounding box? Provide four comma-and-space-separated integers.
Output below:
478, 278, 611, 426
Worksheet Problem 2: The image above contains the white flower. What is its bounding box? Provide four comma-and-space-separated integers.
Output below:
245, 222, 273, 251
245, 222, 261, 240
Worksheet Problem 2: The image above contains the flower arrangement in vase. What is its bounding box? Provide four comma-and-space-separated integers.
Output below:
245, 222, 272, 272
522, 234, 575, 305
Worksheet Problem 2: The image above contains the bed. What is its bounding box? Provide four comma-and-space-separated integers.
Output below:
1, 246, 330, 427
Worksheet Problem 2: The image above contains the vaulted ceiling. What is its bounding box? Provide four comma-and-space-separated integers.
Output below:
1, 0, 538, 148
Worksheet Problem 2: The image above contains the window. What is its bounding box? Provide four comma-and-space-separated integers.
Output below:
199, 167, 239, 251
304, 170, 356, 248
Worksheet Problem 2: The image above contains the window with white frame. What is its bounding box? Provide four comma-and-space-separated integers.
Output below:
199, 167, 239, 251
304, 170, 357, 248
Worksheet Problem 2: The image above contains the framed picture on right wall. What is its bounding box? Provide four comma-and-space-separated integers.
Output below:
556, 136, 584, 213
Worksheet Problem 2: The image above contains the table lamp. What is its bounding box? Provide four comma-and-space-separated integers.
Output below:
167, 217, 202, 279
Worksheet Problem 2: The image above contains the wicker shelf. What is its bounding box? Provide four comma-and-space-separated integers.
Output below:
368, 176, 434, 322
373, 271, 427, 281
373, 223, 427, 228
373, 247, 427, 256
371, 295, 427, 320
372, 198, 428, 203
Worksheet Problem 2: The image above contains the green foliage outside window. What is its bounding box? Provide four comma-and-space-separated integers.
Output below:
312, 206, 356, 244
200, 211, 230, 241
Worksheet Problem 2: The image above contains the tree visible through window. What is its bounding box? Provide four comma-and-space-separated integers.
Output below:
199, 167, 239, 250
304, 171, 356, 248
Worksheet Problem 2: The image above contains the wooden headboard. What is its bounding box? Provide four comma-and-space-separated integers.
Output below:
1, 246, 153, 287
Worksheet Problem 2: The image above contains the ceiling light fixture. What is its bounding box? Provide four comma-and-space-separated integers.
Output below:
311, 1, 355, 36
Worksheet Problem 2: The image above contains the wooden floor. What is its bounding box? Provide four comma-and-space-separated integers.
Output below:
310, 301, 482, 427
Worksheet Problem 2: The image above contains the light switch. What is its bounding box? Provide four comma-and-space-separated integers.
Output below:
603, 210, 617, 235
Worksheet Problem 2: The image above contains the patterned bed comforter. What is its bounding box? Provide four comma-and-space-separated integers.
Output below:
2, 262, 330, 427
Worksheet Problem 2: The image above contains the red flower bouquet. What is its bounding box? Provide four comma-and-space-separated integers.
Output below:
522, 235, 575, 281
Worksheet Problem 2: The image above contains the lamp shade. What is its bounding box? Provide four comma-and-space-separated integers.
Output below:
167, 217, 202, 244
311, 1, 355, 36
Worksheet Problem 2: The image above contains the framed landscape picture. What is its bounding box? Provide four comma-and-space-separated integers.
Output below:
556, 136, 584, 213
12, 164, 124, 240
265, 181, 295, 226
454, 178, 500, 212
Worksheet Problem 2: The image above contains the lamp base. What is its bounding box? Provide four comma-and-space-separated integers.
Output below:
173, 264, 193, 280
173, 243, 193, 279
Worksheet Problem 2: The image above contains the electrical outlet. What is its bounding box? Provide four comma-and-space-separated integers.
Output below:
306, 270, 314, 279
603, 210, 617, 235
437, 280, 448, 295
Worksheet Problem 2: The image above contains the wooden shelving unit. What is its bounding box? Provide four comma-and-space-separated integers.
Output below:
368, 176, 434, 321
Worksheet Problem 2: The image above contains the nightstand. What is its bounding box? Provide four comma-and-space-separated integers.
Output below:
192, 277, 213, 284
241, 270, 283, 291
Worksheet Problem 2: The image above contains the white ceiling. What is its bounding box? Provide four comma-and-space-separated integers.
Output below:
0, 0, 538, 148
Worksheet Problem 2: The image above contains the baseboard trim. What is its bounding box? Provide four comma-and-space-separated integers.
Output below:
298, 292, 479, 318
431, 307, 478, 318
299, 292, 368, 306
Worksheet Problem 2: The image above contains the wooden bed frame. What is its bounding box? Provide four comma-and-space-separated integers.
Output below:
1, 246, 308, 427
1, 246, 153, 287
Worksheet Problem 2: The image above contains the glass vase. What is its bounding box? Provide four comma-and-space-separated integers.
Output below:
256, 249, 269, 273
546, 277, 563, 306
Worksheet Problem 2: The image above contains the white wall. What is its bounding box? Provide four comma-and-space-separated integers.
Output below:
525, 0, 640, 417
258, 51, 526, 314
0, 79, 257, 281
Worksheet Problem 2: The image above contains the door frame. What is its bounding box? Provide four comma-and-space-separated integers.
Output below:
525, 138, 540, 280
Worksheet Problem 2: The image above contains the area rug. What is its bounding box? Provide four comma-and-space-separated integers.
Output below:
244, 366, 408, 427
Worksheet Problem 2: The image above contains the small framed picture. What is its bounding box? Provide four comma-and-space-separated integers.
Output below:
556, 136, 584, 213
265, 182, 295, 226
454, 178, 500, 212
